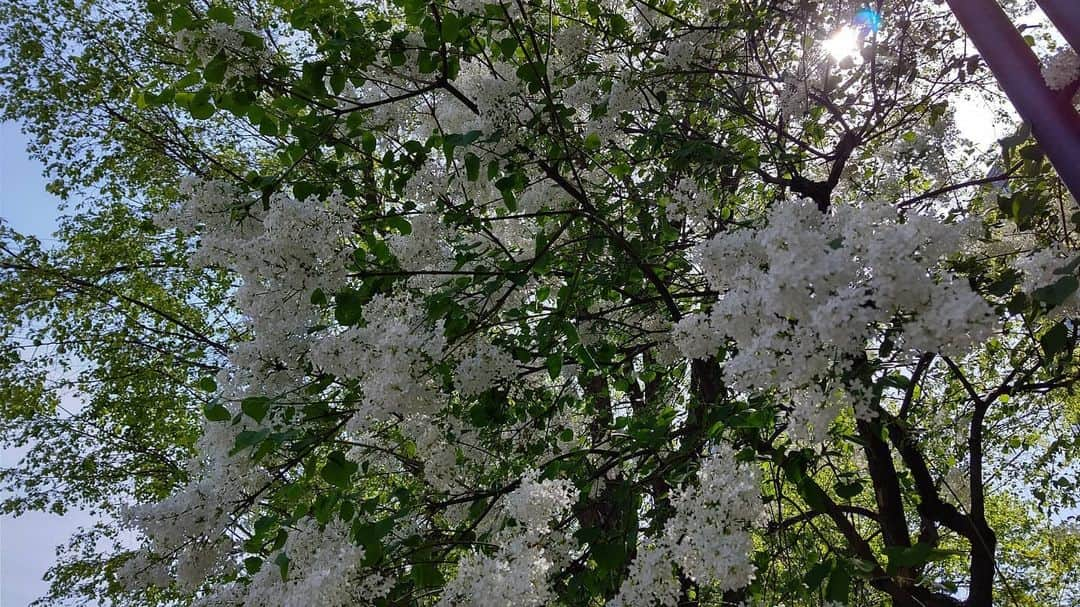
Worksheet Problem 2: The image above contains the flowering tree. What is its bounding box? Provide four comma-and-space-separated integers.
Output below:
3, 0, 1080, 605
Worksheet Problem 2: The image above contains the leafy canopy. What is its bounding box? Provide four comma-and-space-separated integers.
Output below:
2, 0, 1080, 606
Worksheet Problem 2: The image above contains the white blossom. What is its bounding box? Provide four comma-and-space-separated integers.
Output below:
609, 446, 762, 606
455, 341, 519, 396
437, 472, 577, 607
1042, 49, 1080, 91
675, 199, 996, 394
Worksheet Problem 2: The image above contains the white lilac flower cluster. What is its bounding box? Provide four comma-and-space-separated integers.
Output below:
157, 177, 352, 353
778, 75, 812, 120
674, 199, 995, 390
463, 61, 531, 138
786, 384, 849, 446
1042, 48, 1080, 92
517, 178, 574, 215
553, 24, 596, 66
663, 32, 707, 70
874, 116, 951, 184
115, 548, 173, 591
560, 74, 601, 116
118, 486, 238, 592
502, 471, 577, 531
942, 466, 972, 512
454, 341, 519, 396
387, 212, 457, 290
407, 414, 465, 491
776, 51, 828, 121
665, 177, 714, 224
674, 199, 995, 430
436, 540, 558, 607
449, 0, 491, 16
241, 520, 390, 607
609, 445, 763, 606
118, 397, 276, 592
309, 292, 447, 427
388, 213, 449, 271
1015, 244, 1080, 318
170, 519, 391, 607
436, 472, 577, 607
146, 178, 456, 595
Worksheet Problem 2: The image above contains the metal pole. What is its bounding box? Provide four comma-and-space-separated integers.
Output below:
1034, 0, 1080, 54
946, 0, 1080, 201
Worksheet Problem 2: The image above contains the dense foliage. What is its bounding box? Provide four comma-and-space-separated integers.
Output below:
3, 0, 1080, 605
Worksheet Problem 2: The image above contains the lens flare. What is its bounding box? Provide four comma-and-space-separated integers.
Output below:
823, 26, 861, 62
853, 8, 882, 33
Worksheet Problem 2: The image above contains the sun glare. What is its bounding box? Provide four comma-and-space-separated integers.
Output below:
823, 25, 861, 62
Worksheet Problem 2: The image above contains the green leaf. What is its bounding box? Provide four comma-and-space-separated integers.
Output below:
188, 89, 216, 119
987, 271, 1019, 296
546, 353, 563, 380
241, 396, 271, 422
825, 563, 850, 603
440, 12, 461, 42
233, 428, 270, 453
385, 215, 412, 235
591, 542, 626, 570
885, 542, 932, 575
203, 402, 230, 422
207, 5, 235, 24
169, 7, 195, 31
1007, 292, 1028, 315
335, 289, 365, 325
356, 517, 395, 550
464, 153, 480, 181
515, 61, 545, 88
361, 538, 385, 566
197, 376, 218, 392
274, 551, 290, 581
883, 542, 961, 575
503, 190, 517, 212
329, 69, 347, 95
339, 499, 355, 522
145, 87, 175, 106
783, 456, 828, 510
735, 407, 773, 429
412, 561, 445, 588
294, 181, 318, 201
999, 123, 1031, 163
204, 51, 229, 83
1019, 143, 1043, 161
1040, 321, 1069, 356
499, 37, 517, 58
175, 72, 202, 89
803, 560, 832, 590
1033, 275, 1079, 308
320, 450, 358, 488
834, 479, 863, 499
998, 192, 1038, 228
361, 131, 377, 154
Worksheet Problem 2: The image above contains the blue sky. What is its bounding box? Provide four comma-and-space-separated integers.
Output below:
0, 120, 101, 607
1, 121, 61, 239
